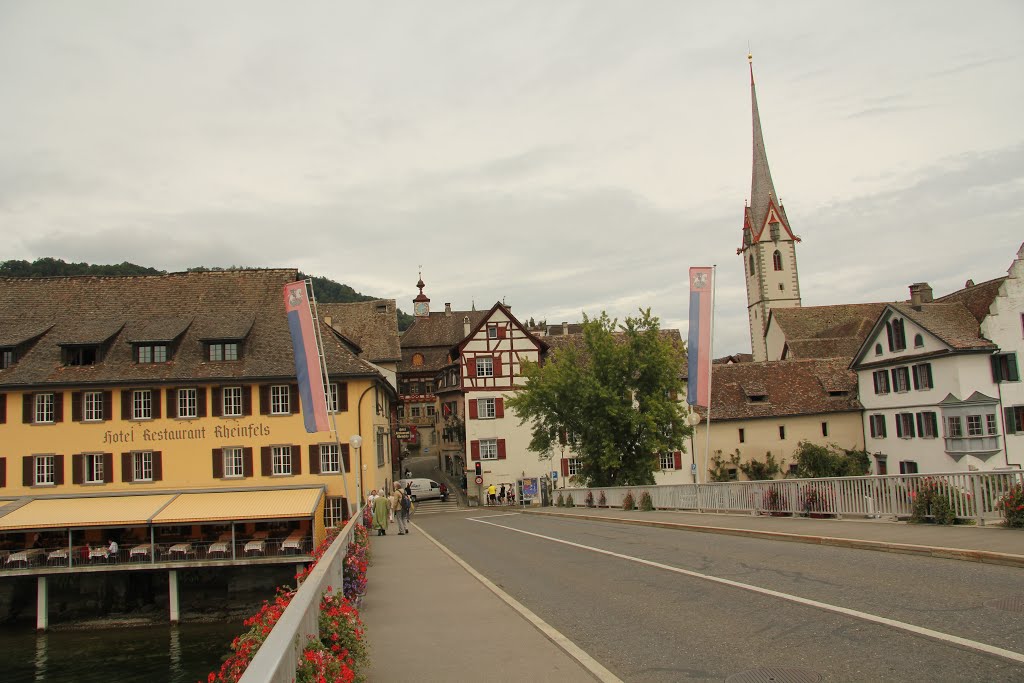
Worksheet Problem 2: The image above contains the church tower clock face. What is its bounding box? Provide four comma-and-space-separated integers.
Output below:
414, 302, 429, 316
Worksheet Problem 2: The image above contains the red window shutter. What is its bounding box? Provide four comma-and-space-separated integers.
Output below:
291, 385, 301, 413
261, 447, 272, 476
152, 451, 162, 481
495, 398, 504, 418
674, 451, 683, 470
498, 325, 507, 339
338, 383, 349, 412
467, 358, 476, 377
196, 387, 207, 417
72, 392, 82, 422
341, 444, 351, 472
121, 390, 132, 420
54, 454, 64, 485
166, 389, 177, 418
497, 439, 506, 459
243, 448, 253, 477
72, 454, 83, 485
469, 399, 478, 419
23, 394, 34, 423
23, 456, 33, 486
259, 385, 270, 415
560, 458, 569, 476
470, 441, 480, 460
309, 445, 320, 475
103, 453, 113, 483
211, 387, 222, 417
292, 445, 302, 474
53, 392, 63, 423
122, 453, 133, 482
103, 391, 113, 420
493, 356, 503, 377
212, 449, 223, 478
151, 390, 161, 419
242, 386, 252, 416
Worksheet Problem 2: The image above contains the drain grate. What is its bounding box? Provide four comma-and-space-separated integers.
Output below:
984, 596, 1024, 613
726, 667, 822, 683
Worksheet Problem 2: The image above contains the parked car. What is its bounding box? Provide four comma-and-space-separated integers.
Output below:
398, 478, 443, 502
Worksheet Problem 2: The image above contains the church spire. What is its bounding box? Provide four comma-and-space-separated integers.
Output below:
748, 52, 779, 235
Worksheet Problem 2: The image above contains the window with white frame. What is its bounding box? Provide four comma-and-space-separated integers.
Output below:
272, 446, 292, 475
410, 405, 421, 418
892, 367, 911, 393
223, 386, 242, 417
137, 344, 168, 363
320, 443, 340, 474
1, 349, 13, 368
324, 497, 345, 527
270, 385, 290, 414
869, 414, 887, 438
133, 451, 153, 481
132, 390, 152, 420
967, 415, 983, 436
84, 391, 104, 422
947, 416, 963, 438
986, 414, 998, 435
479, 439, 498, 460
178, 388, 197, 418
487, 325, 498, 339
84, 453, 105, 483
35, 393, 55, 423
479, 398, 496, 419
328, 383, 339, 413
476, 356, 494, 377
872, 370, 890, 395
209, 342, 239, 362
377, 430, 386, 467
35, 455, 55, 485
918, 412, 938, 439
567, 458, 581, 475
659, 452, 675, 470
223, 447, 244, 478
426, 405, 435, 417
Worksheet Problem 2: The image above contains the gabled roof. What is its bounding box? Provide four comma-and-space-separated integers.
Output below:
456, 301, 548, 355
0, 269, 385, 387
397, 308, 488, 374
694, 358, 861, 421
770, 303, 888, 360
318, 300, 401, 363
934, 276, 1006, 323
851, 301, 996, 367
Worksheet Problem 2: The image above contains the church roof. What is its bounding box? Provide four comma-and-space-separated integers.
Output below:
748, 58, 779, 237
771, 303, 889, 360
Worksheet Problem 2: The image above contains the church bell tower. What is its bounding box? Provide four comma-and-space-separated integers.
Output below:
738, 54, 802, 362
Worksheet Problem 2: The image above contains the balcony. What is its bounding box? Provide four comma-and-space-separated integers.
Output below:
944, 435, 1001, 457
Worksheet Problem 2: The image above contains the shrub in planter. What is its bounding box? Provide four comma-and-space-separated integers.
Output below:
910, 478, 958, 525
585, 490, 595, 508
598, 491, 607, 507
639, 491, 654, 511
565, 492, 576, 507
556, 492, 565, 507
622, 492, 635, 510
801, 484, 833, 516
296, 639, 355, 683
761, 487, 789, 515
997, 484, 1024, 528
319, 590, 368, 676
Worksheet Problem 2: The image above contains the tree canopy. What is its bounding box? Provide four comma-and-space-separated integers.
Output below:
790, 441, 870, 478
506, 309, 690, 487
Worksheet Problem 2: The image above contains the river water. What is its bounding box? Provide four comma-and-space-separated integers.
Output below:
0, 621, 244, 683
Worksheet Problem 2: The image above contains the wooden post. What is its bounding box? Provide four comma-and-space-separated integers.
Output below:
36, 576, 48, 631
168, 570, 180, 624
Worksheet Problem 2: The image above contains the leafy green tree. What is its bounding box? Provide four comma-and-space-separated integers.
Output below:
739, 451, 785, 481
708, 449, 740, 482
506, 309, 689, 487
790, 441, 870, 478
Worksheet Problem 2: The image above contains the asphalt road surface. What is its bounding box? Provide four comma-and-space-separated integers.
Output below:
415, 510, 1024, 682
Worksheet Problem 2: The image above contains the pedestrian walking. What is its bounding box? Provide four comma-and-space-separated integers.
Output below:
391, 483, 408, 535
487, 483, 496, 505
508, 486, 516, 506
372, 490, 390, 536
498, 484, 506, 506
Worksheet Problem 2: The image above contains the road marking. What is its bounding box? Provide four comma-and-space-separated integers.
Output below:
466, 513, 522, 520
469, 517, 1024, 666
414, 522, 623, 683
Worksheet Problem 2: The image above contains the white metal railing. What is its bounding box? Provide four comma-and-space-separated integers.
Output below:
239, 508, 363, 683
559, 471, 1024, 525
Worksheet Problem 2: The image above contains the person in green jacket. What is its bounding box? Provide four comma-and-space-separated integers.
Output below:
372, 490, 390, 536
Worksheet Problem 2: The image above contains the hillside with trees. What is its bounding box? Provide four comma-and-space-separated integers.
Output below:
0, 258, 414, 329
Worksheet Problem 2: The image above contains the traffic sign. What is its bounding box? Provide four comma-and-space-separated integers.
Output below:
690, 463, 697, 473
551, 471, 558, 480
475, 475, 483, 485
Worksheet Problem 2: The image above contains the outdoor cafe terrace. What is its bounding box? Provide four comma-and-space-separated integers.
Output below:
0, 486, 329, 576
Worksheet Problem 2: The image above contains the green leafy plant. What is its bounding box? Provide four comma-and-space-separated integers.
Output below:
622, 491, 635, 510
565, 492, 576, 507
585, 490, 595, 508
910, 478, 958, 525
801, 483, 834, 515
791, 442, 870, 478
998, 484, 1024, 528
708, 449, 740, 482
739, 451, 784, 481
639, 491, 654, 511
556, 492, 565, 507
761, 487, 789, 515
598, 491, 607, 507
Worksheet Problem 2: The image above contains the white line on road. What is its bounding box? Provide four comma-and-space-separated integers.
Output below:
469, 517, 1024, 666
466, 513, 522, 520
415, 522, 623, 683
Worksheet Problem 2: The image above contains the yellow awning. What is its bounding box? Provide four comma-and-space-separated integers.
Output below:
151, 488, 323, 524
0, 495, 175, 531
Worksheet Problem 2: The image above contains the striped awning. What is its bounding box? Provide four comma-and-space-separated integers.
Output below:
151, 488, 323, 524
0, 495, 175, 531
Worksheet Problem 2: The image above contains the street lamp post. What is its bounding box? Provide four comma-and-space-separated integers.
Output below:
686, 412, 702, 484
349, 434, 363, 503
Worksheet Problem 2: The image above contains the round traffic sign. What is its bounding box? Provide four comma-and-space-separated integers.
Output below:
475, 475, 483, 485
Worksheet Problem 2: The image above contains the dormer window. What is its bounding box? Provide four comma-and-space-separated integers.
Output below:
136, 344, 168, 363
1, 348, 14, 368
209, 342, 239, 361
748, 394, 767, 403
65, 346, 99, 366
828, 390, 848, 398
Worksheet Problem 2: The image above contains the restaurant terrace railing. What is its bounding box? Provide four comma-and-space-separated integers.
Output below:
239, 507, 363, 683
559, 470, 1024, 525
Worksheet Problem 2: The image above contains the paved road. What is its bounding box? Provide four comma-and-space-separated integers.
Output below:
415, 510, 1024, 682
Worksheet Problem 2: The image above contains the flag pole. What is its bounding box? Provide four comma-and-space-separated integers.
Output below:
703, 265, 716, 487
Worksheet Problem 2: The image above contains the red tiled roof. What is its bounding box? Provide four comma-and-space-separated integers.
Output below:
934, 277, 1006, 323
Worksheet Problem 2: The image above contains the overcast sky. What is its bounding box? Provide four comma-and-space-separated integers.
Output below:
2, 1, 1022, 355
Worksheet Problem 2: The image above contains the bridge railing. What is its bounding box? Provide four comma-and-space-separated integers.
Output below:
239, 507, 363, 683
560, 470, 1024, 525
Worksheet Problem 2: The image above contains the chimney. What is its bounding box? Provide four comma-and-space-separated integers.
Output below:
323, 315, 332, 327
445, 303, 452, 316
463, 315, 471, 338
562, 321, 569, 336
909, 282, 933, 309
965, 279, 975, 288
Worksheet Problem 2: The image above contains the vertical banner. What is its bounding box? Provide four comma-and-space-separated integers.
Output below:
283, 280, 330, 433
687, 267, 713, 406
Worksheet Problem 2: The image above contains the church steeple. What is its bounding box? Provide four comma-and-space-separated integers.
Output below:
413, 271, 430, 317
739, 54, 802, 362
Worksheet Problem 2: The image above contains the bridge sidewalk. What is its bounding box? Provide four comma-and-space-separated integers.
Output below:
359, 521, 600, 682
521, 506, 1024, 566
